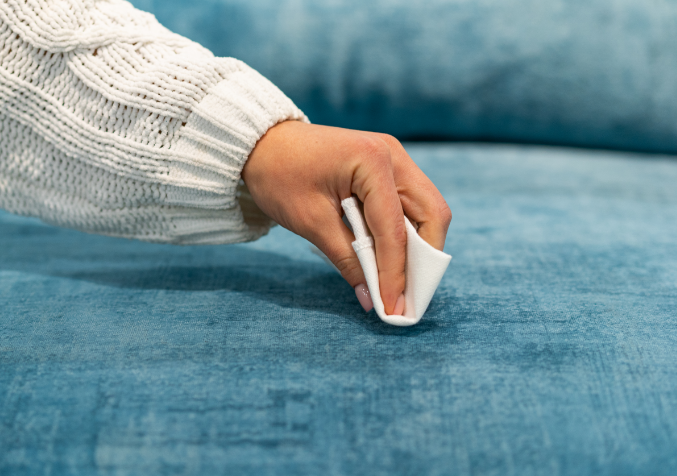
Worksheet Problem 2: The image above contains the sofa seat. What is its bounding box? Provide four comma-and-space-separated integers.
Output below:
1, 143, 676, 475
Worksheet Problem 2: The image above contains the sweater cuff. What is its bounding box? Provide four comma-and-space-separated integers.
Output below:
167, 61, 309, 245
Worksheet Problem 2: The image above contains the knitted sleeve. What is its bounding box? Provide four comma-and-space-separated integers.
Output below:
0, 0, 308, 245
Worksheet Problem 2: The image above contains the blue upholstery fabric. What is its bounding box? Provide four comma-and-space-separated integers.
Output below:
2, 144, 677, 475
132, 0, 677, 153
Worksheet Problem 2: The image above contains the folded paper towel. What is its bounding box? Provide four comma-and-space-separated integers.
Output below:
339, 196, 452, 327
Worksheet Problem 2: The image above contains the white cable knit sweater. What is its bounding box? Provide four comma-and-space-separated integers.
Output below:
0, 0, 308, 244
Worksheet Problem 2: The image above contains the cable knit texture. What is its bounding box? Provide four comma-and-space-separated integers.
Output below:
0, 0, 308, 244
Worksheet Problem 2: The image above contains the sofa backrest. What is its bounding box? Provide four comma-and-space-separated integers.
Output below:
131, 0, 677, 154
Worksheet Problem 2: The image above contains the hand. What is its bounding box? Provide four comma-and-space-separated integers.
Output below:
242, 121, 451, 315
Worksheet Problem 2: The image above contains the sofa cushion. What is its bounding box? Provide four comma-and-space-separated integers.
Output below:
2, 143, 676, 474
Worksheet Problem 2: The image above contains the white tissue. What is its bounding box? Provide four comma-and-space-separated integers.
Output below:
341, 196, 452, 326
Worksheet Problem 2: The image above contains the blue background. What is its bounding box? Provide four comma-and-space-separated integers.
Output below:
132, 0, 677, 153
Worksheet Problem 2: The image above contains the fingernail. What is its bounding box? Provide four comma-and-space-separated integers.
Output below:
392, 294, 405, 316
354, 284, 373, 312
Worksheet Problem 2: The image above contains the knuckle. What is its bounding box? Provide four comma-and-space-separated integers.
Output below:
354, 135, 391, 167
438, 200, 452, 227
334, 254, 362, 282
391, 219, 408, 248
376, 133, 400, 147
376, 133, 408, 160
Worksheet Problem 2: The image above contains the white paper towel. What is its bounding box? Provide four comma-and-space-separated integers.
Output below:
340, 196, 452, 327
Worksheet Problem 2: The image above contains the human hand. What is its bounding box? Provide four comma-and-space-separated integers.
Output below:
242, 121, 451, 315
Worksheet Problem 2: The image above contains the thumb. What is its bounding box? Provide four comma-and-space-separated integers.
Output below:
308, 213, 373, 312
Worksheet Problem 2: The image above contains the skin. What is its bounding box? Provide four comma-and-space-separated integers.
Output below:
242, 121, 452, 315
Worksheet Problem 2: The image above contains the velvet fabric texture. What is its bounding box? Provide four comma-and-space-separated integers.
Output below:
2, 144, 676, 475
132, 0, 677, 153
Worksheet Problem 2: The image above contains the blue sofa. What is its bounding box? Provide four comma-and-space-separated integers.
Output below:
2, 1, 677, 475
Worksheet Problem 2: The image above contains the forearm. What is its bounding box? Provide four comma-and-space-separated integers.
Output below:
0, 0, 307, 244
